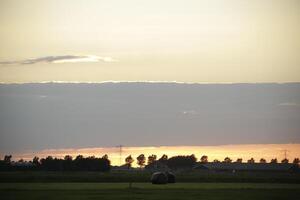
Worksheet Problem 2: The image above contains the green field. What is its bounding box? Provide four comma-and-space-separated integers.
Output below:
1, 171, 300, 199
1, 171, 300, 183
1, 183, 300, 200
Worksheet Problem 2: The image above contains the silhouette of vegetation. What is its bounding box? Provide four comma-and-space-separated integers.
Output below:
32, 156, 39, 166
40, 155, 110, 171
137, 154, 146, 168
125, 155, 134, 168
147, 154, 157, 165
4, 155, 12, 164
293, 158, 300, 165
158, 154, 168, 164
200, 155, 208, 163
166, 155, 197, 170
271, 158, 278, 163
0, 155, 110, 172
223, 157, 232, 163
1, 154, 300, 173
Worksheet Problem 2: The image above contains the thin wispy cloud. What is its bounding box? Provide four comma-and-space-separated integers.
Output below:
182, 110, 198, 115
0, 55, 116, 65
278, 102, 300, 107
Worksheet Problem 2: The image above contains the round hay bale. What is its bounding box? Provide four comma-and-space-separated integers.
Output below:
151, 172, 168, 184
166, 172, 176, 183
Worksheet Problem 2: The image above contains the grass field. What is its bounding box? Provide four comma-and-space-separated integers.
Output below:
1, 171, 300, 183
1, 171, 300, 199
1, 183, 300, 200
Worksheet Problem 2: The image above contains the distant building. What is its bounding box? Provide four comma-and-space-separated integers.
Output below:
11, 161, 34, 167
193, 162, 299, 173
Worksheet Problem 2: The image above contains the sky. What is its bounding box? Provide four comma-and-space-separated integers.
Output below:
0, 1, 300, 162
0, 0, 300, 83
5, 144, 300, 166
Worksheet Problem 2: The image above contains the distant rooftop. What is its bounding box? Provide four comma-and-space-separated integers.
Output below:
194, 162, 297, 172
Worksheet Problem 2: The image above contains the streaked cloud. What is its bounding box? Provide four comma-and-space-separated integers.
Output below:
278, 102, 300, 107
182, 110, 198, 115
0, 55, 116, 65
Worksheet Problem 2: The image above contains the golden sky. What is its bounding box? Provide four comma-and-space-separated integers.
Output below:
6, 144, 300, 166
0, 0, 300, 83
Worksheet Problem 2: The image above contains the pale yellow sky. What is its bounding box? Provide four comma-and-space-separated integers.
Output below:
0, 0, 299, 83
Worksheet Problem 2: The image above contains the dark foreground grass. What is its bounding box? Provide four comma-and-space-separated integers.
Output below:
1, 171, 300, 183
1, 183, 300, 200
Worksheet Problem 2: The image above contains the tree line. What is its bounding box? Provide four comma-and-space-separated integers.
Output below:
124, 154, 300, 168
0, 154, 299, 171
0, 155, 110, 172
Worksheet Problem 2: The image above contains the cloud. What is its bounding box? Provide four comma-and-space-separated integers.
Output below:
0, 55, 116, 65
182, 110, 198, 115
278, 102, 300, 107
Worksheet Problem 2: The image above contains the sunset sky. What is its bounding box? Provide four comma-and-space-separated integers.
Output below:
5, 144, 300, 167
0, 0, 300, 83
0, 1, 300, 163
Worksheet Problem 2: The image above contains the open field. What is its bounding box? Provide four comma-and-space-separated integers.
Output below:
1, 171, 300, 183
1, 183, 300, 200
1, 171, 299, 199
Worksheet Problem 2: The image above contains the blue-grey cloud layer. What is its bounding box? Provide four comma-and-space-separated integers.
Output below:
0, 82, 299, 152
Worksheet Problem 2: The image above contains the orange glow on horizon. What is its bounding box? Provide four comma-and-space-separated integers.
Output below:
4, 144, 300, 167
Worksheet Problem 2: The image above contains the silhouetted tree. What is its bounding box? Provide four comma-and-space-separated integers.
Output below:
125, 155, 134, 168
236, 158, 243, 163
281, 158, 289, 164
192, 154, 197, 161
137, 154, 146, 168
102, 154, 108, 160
158, 154, 168, 164
259, 158, 266, 163
270, 158, 278, 163
200, 155, 208, 163
1, 154, 111, 172
40, 156, 61, 171
147, 154, 157, 165
75, 155, 84, 160
167, 155, 197, 170
4, 155, 12, 164
64, 155, 72, 161
247, 158, 255, 163
223, 157, 232, 163
38, 155, 110, 171
63, 155, 73, 170
32, 156, 39, 166
293, 158, 299, 165
213, 159, 220, 163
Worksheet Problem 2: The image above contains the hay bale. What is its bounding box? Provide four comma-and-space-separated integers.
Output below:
166, 172, 176, 183
151, 172, 168, 184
